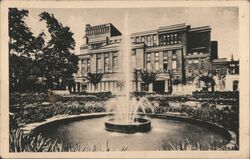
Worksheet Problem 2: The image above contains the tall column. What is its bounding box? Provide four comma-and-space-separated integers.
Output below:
79, 59, 82, 76
101, 82, 103, 92
149, 83, 153, 92
75, 83, 78, 93
98, 83, 101, 92
91, 54, 96, 72
109, 52, 113, 72
159, 51, 163, 70
150, 52, 154, 70
138, 82, 141, 92
108, 81, 111, 91
165, 80, 169, 92
101, 53, 105, 73
167, 50, 173, 70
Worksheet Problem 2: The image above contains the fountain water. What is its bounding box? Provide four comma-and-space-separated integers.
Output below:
105, 98, 153, 133
104, 14, 153, 133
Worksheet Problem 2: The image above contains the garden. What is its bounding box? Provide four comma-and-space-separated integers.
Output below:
8, 8, 239, 152
9, 91, 239, 152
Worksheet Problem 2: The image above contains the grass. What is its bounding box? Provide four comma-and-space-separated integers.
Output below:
161, 138, 238, 151
9, 129, 127, 152
10, 129, 237, 152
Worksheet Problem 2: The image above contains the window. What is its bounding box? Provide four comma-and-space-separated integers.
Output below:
163, 51, 168, 60
216, 68, 221, 73
132, 49, 136, 55
136, 37, 139, 43
153, 35, 157, 46
96, 54, 102, 72
104, 53, 110, 73
146, 53, 151, 62
147, 36, 151, 46
146, 52, 151, 70
233, 80, 239, 91
188, 68, 192, 74
172, 52, 176, 59
194, 59, 199, 69
92, 43, 102, 49
113, 53, 118, 71
155, 52, 159, 61
174, 34, 178, 44
155, 52, 159, 70
200, 60, 205, 69
163, 35, 166, 45
138, 37, 141, 42
163, 51, 168, 71
81, 60, 86, 75
163, 63, 168, 71
141, 36, 145, 42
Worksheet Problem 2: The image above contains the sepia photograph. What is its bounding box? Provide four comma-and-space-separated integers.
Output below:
0, 0, 249, 158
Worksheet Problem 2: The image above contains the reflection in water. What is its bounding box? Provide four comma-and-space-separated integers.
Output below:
38, 117, 228, 151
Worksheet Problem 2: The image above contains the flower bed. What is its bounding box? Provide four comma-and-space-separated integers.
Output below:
10, 100, 106, 130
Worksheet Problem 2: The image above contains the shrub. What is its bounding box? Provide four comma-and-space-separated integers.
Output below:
10, 100, 106, 127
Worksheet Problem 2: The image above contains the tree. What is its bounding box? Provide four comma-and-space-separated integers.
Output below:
197, 73, 216, 92
86, 72, 103, 92
9, 8, 36, 56
39, 12, 79, 89
9, 8, 46, 92
172, 79, 181, 86
140, 70, 157, 92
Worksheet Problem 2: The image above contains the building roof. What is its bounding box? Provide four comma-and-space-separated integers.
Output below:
212, 58, 227, 63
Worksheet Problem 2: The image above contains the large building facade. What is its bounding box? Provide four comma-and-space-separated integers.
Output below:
75, 23, 219, 93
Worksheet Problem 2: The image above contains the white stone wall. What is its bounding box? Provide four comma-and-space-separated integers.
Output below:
225, 74, 239, 91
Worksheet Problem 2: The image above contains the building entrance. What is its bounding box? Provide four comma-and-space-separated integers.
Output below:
153, 80, 165, 94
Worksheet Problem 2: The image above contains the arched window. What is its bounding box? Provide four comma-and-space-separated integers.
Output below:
233, 80, 239, 91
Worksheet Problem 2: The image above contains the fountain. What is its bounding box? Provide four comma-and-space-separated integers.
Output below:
105, 97, 154, 133
104, 13, 153, 133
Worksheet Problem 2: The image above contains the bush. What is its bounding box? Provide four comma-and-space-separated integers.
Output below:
10, 92, 48, 105
192, 91, 239, 100
79, 92, 112, 98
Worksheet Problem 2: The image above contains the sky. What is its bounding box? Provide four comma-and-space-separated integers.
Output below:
24, 7, 239, 59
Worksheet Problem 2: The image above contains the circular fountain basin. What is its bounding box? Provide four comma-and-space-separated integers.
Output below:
32, 114, 234, 151
105, 118, 151, 133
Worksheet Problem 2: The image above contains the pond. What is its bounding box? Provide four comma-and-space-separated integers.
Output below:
36, 116, 229, 151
